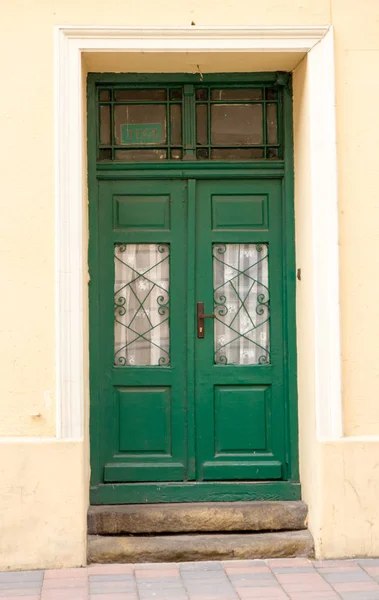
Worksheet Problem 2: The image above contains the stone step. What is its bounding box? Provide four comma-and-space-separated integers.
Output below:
88, 501, 308, 535
87, 530, 314, 563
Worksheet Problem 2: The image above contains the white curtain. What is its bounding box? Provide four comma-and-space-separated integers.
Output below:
114, 244, 170, 366
213, 243, 270, 365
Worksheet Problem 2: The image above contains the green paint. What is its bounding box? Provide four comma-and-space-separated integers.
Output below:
121, 123, 163, 144
87, 73, 299, 504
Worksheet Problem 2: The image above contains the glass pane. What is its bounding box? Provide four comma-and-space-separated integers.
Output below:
196, 104, 208, 145
211, 89, 262, 101
114, 105, 166, 145
196, 88, 208, 101
267, 147, 279, 159
99, 90, 111, 101
213, 243, 270, 365
265, 87, 278, 100
114, 89, 166, 101
211, 148, 264, 160
170, 88, 182, 100
100, 105, 111, 145
267, 104, 278, 144
211, 104, 263, 145
114, 149, 167, 161
171, 148, 182, 159
170, 105, 182, 145
114, 243, 170, 366
99, 148, 112, 160
196, 148, 209, 160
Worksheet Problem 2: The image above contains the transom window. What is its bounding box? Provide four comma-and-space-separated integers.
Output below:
97, 83, 282, 162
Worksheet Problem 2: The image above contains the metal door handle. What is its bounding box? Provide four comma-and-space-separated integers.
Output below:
197, 302, 215, 338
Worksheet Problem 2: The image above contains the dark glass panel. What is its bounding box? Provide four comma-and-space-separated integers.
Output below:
196, 148, 209, 159
267, 104, 278, 144
196, 104, 208, 145
265, 87, 278, 100
267, 147, 279, 159
169, 88, 182, 100
99, 105, 111, 145
114, 89, 167, 101
114, 149, 167, 161
211, 88, 262, 101
99, 90, 111, 101
211, 104, 263, 145
196, 88, 208, 101
114, 105, 166, 145
211, 148, 264, 160
99, 148, 112, 160
170, 105, 182, 145
171, 148, 182, 159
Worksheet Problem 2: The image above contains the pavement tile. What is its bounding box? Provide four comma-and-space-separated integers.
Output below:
0, 584, 41, 591
339, 592, 379, 600
225, 567, 271, 574
89, 596, 138, 600
136, 568, 180, 578
0, 574, 43, 584
313, 561, 358, 568
42, 577, 88, 588
181, 563, 223, 571
333, 581, 379, 592
288, 593, 340, 599
363, 567, 379, 577
222, 561, 266, 568
273, 567, 315, 573
0, 593, 42, 598
88, 564, 134, 574
268, 559, 312, 568
357, 560, 379, 566
0, 597, 40, 600
89, 573, 134, 582
322, 571, 372, 583
44, 568, 87, 579
235, 587, 288, 599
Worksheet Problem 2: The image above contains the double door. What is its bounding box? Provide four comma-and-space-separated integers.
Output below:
90, 177, 291, 501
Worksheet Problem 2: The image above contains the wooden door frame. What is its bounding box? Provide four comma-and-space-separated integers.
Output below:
87, 73, 299, 503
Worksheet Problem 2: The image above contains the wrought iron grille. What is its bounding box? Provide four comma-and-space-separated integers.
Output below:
114, 243, 170, 366
213, 243, 270, 365
97, 83, 282, 161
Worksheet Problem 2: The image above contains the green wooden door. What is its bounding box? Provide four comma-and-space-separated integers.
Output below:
90, 175, 294, 502
195, 179, 286, 481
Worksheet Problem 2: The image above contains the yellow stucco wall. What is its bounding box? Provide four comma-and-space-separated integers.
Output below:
1, 0, 379, 568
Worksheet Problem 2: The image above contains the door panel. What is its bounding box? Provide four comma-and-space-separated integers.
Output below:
91, 177, 290, 496
96, 180, 188, 483
195, 180, 286, 481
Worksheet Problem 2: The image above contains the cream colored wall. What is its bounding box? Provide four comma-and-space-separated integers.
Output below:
0, 441, 87, 570
1, 0, 379, 569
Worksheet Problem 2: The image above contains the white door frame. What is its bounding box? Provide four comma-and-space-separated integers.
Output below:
54, 25, 342, 442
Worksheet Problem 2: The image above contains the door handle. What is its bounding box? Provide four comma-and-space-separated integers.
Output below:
197, 302, 215, 338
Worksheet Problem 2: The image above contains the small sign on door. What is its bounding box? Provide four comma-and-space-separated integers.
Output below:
121, 123, 163, 144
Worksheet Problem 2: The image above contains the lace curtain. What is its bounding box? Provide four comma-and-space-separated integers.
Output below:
114, 244, 170, 366
213, 243, 270, 365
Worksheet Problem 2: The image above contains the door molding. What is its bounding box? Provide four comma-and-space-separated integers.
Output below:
54, 25, 342, 441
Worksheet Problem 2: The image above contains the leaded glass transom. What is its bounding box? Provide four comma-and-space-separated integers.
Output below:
114, 244, 170, 366
213, 243, 270, 365
97, 84, 282, 162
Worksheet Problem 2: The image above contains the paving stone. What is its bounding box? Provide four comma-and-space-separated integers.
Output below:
333, 581, 379, 592
44, 568, 86, 579
339, 592, 379, 600
322, 571, 373, 583
0, 573, 43, 583
89, 573, 135, 582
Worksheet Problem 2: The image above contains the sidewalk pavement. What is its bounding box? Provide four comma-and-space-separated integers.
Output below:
1, 558, 379, 600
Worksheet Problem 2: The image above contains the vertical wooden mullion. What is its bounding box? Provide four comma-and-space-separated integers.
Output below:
263, 89, 267, 159
183, 84, 196, 160
186, 179, 196, 479
110, 88, 115, 161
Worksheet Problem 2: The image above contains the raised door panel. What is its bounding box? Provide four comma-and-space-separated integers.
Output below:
94, 180, 188, 484
195, 179, 286, 481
